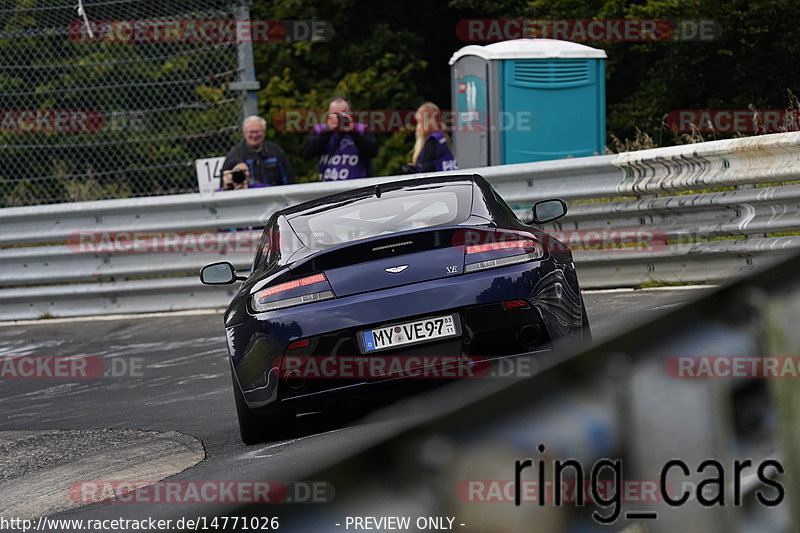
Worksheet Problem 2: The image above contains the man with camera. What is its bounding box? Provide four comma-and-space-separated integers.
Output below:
220, 115, 295, 190
301, 96, 378, 181
220, 162, 251, 191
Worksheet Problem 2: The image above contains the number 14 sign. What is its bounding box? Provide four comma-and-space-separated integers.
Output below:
195, 156, 225, 194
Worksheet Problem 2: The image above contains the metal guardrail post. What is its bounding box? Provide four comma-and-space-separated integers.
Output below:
231, 0, 260, 119
619, 285, 770, 532
623, 357, 736, 532
766, 287, 800, 533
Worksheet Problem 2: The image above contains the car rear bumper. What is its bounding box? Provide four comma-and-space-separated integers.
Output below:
228, 259, 583, 409
274, 350, 550, 414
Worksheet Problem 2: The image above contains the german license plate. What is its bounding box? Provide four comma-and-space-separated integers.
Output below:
360, 314, 459, 353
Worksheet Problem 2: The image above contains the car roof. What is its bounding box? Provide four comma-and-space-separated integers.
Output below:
278, 174, 487, 220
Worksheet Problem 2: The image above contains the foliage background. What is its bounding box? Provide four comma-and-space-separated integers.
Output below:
0, 0, 241, 205
253, 0, 800, 181
1, 0, 798, 203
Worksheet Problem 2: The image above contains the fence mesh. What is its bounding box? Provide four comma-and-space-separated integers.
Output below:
0, 0, 243, 206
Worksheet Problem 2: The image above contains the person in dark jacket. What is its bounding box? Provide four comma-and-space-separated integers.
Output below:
301, 97, 378, 181
402, 102, 458, 174
220, 115, 294, 190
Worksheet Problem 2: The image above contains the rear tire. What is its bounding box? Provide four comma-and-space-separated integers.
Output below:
230, 364, 294, 444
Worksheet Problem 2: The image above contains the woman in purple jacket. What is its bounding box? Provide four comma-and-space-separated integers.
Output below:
402, 102, 458, 174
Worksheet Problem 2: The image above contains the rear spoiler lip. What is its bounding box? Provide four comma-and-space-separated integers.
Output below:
284, 223, 498, 276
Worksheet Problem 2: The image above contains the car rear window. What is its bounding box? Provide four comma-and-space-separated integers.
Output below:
287, 184, 473, 249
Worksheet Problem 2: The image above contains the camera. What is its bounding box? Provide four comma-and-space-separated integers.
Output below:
338, 113, 351, 129
231, 169, 247, 184
225, 168, 248, 190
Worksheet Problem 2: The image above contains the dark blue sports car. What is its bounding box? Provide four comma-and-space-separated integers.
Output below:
200, 174, 590, 443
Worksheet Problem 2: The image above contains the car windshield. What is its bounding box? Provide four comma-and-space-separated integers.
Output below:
287, 184, 473, 249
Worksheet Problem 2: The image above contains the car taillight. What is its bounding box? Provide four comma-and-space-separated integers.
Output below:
466, 239, 538, 254
464, 237, 543, 273
287, 339, 311, 350
503, 300, 531, 310
252, 273, 334, 312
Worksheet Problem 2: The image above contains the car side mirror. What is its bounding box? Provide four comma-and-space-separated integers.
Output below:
200, 262, 239, 285
531, 199, 567, 224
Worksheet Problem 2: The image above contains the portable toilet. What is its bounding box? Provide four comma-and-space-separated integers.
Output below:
449, 39, 607, 168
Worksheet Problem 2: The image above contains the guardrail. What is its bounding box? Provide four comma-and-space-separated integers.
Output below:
1, 132, 800, 320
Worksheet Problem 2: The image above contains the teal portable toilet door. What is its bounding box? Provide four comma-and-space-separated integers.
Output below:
450, 53, 490, 168
451, 39, 606, 166
501, 57, 604, 163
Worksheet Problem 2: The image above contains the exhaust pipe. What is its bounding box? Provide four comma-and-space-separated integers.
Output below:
518, 324, 541, 349
284, 369, 307, 394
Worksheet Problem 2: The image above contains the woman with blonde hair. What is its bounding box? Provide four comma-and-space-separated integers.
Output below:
402, 102, 458, 173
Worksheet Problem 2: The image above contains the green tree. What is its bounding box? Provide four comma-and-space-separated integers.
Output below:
251, 0, 527, 179
526, 0, 800, 146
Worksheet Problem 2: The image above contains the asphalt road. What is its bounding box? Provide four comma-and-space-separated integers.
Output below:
0, 286, 712, 530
